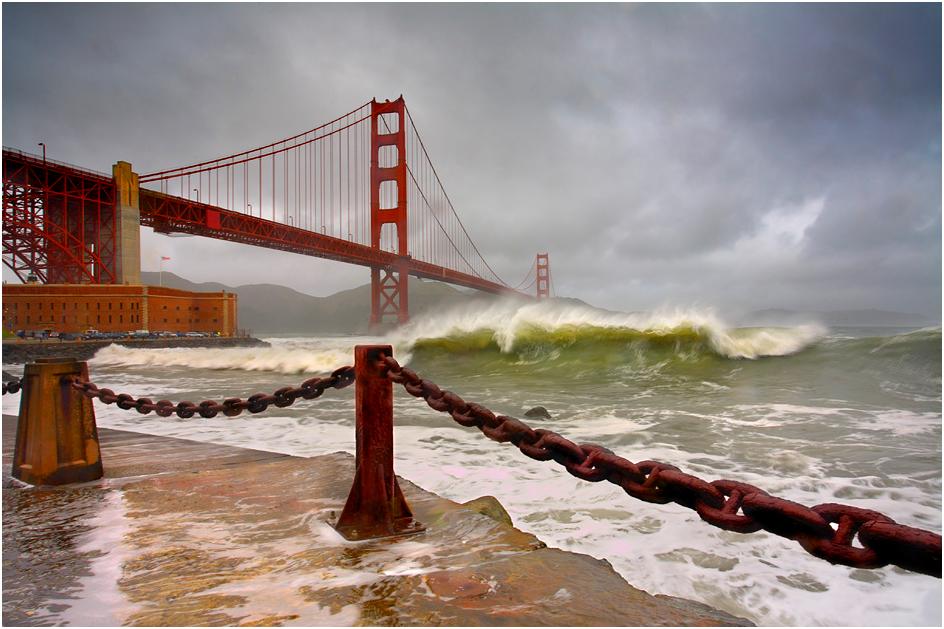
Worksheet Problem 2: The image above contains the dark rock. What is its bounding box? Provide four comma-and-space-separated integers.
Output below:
524, 406, 552, 419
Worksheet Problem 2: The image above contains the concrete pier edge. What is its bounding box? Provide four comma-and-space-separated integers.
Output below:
1, 414, 752, 626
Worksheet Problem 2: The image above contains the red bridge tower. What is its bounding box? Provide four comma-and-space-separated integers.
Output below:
536, 252, 550, 299
369, 97, 409, 328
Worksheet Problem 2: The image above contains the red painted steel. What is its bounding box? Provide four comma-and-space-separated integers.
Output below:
370, 98, 410, 325
3, 97, 540, 315
335, 345, 424, 540
536, 252, 550, 299
2, 149, 117, 284
138, 189, 519, 295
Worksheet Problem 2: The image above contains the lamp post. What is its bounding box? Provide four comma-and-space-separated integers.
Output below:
37, 142, 47, 278
193, 188, 199, 203
247, 203, 252, 216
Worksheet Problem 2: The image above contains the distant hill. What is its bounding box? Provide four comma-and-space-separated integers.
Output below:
140, 272, 509, 334
742, 308, 940, 327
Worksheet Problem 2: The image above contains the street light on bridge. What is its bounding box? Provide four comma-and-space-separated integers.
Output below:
193, 188, 199, 203
247, 203, 252, 216
37, 142, 46, 164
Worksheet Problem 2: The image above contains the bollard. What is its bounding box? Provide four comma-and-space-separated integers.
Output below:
12, 358, 103, 485
334, 345, 424, 540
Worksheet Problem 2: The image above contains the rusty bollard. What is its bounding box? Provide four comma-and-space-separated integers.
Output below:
13, 358, 103, 485
334, 345, 424, 540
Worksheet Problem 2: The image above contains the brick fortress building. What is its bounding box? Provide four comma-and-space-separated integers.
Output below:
3, 153, 239, 337
2, 283, 237, 336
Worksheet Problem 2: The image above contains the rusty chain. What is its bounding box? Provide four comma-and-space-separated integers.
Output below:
2, 378, 22, 395
64, 366, 354, 419
379, 354, 942, 578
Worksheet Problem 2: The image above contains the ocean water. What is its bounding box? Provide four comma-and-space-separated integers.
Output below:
3, 299, 941, 626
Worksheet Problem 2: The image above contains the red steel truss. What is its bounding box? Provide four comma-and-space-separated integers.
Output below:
2, 149, 117, 284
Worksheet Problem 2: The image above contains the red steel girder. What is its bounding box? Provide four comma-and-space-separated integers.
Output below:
139, 189, 523, 297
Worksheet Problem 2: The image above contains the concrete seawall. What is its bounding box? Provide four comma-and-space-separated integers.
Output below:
1, 414, 752, 626
2, 336, 270, 364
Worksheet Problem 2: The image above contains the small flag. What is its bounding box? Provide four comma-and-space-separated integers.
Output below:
161, 256, 171, 261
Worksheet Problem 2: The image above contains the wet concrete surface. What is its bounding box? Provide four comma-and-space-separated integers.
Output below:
2, 415, 751, 626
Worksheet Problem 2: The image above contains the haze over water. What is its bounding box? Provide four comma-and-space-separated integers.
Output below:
4, 299, 941, 626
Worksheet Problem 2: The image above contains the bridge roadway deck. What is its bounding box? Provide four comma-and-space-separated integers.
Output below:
2, 414, 750, 626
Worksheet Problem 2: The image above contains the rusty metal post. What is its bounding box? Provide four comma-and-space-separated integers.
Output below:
13, 358, 103, 485
335, 345, 424, 540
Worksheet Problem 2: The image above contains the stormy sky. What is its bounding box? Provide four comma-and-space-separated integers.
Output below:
3, 3, 941, 319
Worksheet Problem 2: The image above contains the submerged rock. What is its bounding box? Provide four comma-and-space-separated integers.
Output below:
461, 495, 514, 526
524, 406, 552, 419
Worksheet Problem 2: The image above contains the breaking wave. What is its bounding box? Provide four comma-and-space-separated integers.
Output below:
392, 299, 826, 361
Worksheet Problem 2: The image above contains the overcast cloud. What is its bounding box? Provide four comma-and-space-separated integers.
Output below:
3, 3, 940, 319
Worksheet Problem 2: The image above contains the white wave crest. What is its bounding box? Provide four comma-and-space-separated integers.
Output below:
88, 340, 355, 375
391, 298, 826, 359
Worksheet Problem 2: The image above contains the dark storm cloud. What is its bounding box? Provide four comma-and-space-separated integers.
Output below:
3, 3, 940, 318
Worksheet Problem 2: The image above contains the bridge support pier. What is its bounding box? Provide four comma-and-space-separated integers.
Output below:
112, 161, 141, 285
369, 263, 409, 331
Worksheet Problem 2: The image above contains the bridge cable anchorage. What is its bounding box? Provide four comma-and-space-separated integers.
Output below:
2, 378, 22, 395
63, 366, 355, 419
378, 353, 942, 578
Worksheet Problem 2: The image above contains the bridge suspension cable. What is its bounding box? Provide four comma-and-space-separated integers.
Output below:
401, 105, 510, 287
132, 97, 538, 298
139, 102, 374, 246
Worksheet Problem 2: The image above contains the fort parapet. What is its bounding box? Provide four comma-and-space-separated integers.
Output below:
2, 283, 237, 336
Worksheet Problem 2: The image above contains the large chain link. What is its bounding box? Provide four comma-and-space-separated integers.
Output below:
65, 366, 355, 419
380, 354, 942, 578
2, 379, 22, 395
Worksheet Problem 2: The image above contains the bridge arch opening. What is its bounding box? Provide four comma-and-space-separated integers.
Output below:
377, 112, 399, 134
379, 180, 398, 211
378, 145, 398, 169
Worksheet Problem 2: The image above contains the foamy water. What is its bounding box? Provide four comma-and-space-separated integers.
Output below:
3, 303, 940, 626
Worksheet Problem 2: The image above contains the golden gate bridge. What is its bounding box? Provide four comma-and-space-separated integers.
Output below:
2, 97, 551, 326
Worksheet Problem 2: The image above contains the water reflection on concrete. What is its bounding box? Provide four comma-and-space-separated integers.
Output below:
2, 473, 111, 625
3, 453, 749, 626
